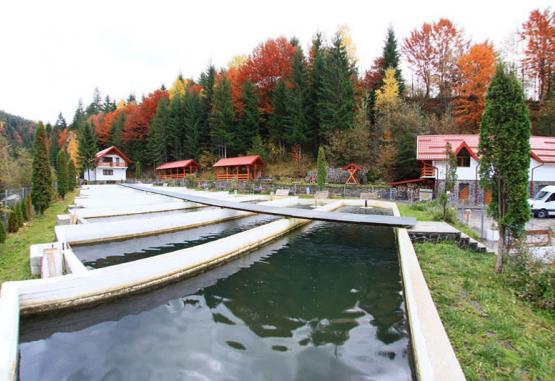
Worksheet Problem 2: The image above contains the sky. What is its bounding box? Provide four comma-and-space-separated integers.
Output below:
0, 0, 551, 124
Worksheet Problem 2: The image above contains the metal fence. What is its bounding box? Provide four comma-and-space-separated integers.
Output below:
1, 187, 31, 227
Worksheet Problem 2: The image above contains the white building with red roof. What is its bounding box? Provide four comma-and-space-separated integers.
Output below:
84, 146, 131, 182
416, 135, 555, 204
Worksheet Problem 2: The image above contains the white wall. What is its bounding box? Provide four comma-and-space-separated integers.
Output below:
529, 159, 555, 182
433, 158, 479, 181
84, 167, 126, 181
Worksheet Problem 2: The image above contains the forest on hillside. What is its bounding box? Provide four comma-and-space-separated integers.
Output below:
1, 9, 554, 190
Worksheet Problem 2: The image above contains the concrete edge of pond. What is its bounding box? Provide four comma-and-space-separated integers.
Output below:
0, 197, 464, 381
56, 197, 300, 245
391, 204, 466, 381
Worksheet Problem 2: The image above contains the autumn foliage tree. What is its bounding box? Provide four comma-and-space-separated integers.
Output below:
453, 42, 496, 132
520, 8, 555, 101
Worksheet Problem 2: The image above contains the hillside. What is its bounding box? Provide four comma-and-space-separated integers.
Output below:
0, 110, 35, 149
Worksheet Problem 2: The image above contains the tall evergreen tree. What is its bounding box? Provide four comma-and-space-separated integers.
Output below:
267, 79, 288, 145
48, 129, 60, 167
318, 33, 356, 141
56, 150, 68, 199
183, 90, 204, 159
307, 33, 325, 152
67, 159, 77, 191
316, 146, 327, 187
0, 220, 6, 243
71, 100, 86, 130
382, 27, 405, 95
239, 81, 260, 153
86, 87, 102, 116
107, 112, 125, 147
210, 75, 235, 157
146, 96, 170, 166
54, 113, 67, 129
31, 123, 52, 214
199, 65, 216, 151
285, 46, 309, 150
479, 64, 531, 273
77, 121, 98, 180
166, 94, 186, 160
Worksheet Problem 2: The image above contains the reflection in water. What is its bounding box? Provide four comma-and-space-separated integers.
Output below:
20, 209, 413, 381
73, 213, 279, 268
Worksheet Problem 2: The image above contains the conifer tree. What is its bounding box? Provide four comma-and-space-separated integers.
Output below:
15, 202, 24, 228
8, 210, 18, 233
21, 197, 29, 221
285, 46, 309, 151
239, 81, 260, 152
199, 65, 216, 151
318, 33, 356, 141
71, 100, 85, 130
24, 195, 33, 220
183, 90, 203, 159
48, 129, 60, 167
316, 146, 327, 187
210, 75, 235, 157
146, 96, 170, 166
267, 79, 288, 145
67, 159, 77, 191
479, 64, 531, 273
166, 94, 186, 160
107, 112, 125, 147
248, 134, 268, 161
56, 150, 68, 199
77, 122, 98, 180
0, 220, 6, 243
307, 33, 325, 152
31, 123, 52, 214
382, 27, 405, 94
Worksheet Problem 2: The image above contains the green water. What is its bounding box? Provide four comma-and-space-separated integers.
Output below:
20, 212, 413, 380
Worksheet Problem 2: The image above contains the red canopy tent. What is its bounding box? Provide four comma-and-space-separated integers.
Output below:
213, 155, 265, 181
156, 160, 201, 180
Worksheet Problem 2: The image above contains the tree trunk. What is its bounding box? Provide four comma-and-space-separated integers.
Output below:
496, 224, 505, 273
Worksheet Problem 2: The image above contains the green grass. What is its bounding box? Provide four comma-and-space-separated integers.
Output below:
0, 192, 76, 286
415, 242, 555, 381
398, 201, 481, 240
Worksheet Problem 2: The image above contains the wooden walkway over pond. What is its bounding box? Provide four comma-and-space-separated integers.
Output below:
121, 184, 416, 228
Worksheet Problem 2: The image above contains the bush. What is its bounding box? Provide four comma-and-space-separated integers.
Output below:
504, 251, 555, 312
7, 210, 18, 233
21, 198, 29, 221
24, 195, 33, 220
0, 220, 6, 243
15, 204, 24, 228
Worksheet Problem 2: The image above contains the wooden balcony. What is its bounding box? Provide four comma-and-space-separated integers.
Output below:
98, 162, 127, 168
420, 162, 435, 178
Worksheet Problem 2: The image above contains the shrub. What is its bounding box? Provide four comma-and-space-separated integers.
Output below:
21, 198, 29, 221
24, 195, 33, 219
7, 210, 18, 233
16, 202, 25, 227
504, 250, 555, 312
0, 220, 6, 243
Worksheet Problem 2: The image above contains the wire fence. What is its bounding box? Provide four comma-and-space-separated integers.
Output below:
1, 187, 31, 227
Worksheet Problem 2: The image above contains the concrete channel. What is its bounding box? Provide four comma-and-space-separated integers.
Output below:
0, 185, 464, 381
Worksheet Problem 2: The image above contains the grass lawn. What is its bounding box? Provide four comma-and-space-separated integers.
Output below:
0, 191, 76, 286
398, 201, 481, 240
415, 242, 555, 380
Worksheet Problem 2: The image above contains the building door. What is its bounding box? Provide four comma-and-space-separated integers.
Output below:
458, 183, 470, 202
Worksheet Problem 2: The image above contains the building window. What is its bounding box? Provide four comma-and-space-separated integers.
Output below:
456, 148, 471, 167
103, 169, 113, 176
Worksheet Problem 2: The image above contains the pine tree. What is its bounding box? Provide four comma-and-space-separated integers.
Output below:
239, 81, 260, 152
199, 65, 216, 151
67, 159, 77, 190
8, 210, 18, 233
48, 129, 60, 167
183, 90, 203, 159
382, 27, 405, 95
318, 33, 356, 141
146, 96, 170, 166
307, 33, 325, 152
248, 134, 268, 161
56, 150, 68, 199
21, 196, 29, 221
31, 123, 52, 214
210, 75, 235, 157
107, 112, 125, 147
15, 202, 24, 228
0, 220, 6, 243
77, 122, 98, 180
71, 100, 86, 130
267, 79, 288, 145
479, 64, 531, 273
285, 46, 309, 150
316, 146, 327, 187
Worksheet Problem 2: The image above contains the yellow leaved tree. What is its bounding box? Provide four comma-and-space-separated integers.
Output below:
375, 67, 400, 112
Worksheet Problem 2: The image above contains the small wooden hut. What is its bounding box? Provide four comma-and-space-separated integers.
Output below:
156, 160, 201, 180
213, 155, 265, 181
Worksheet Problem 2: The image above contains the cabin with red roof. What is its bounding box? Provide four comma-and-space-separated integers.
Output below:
416, 135, 555, 204
84, 146, 131, 182
213, 155, 264, 181
156, 160, 201, 180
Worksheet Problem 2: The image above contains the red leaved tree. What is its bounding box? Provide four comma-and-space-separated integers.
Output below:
453, 42, 496, 132
520, 8, 555, 102
122, 89, 168, 143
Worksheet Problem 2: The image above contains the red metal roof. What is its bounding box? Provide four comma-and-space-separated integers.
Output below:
95, 146, 132, 164
417, 135, 555, 163
156, 160, 200, 170
213, 155, 264, 167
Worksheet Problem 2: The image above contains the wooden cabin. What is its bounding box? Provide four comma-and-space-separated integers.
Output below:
156, 160, 201, 180
213, 155, 264, 181
84, 146, 131, 182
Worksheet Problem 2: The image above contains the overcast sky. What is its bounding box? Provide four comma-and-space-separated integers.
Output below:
0, 0, 551, 124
